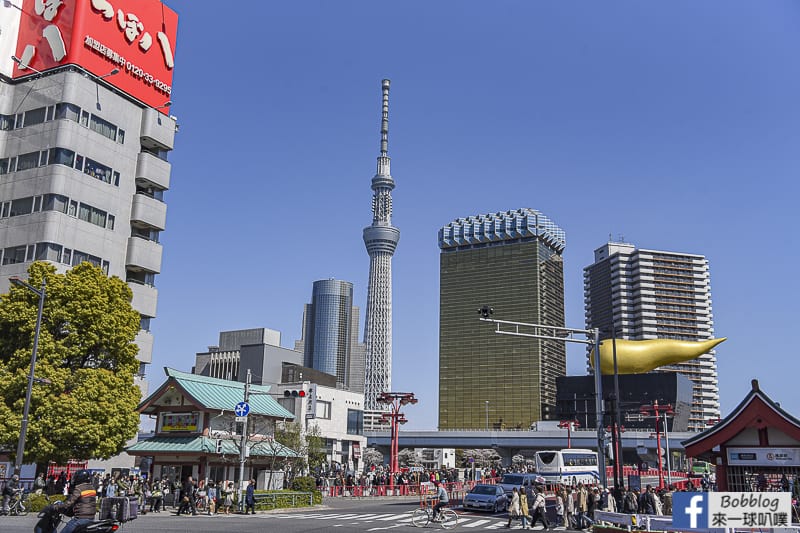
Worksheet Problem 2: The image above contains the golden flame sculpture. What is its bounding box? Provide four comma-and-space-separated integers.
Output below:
589, 338, 726, 375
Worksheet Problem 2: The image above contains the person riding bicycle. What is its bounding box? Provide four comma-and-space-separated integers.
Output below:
2, 474, 21, 515
429, 480, 449, 522
56, 469, 97, 533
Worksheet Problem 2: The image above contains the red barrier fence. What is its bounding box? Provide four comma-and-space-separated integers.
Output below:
322, 469, 691, 499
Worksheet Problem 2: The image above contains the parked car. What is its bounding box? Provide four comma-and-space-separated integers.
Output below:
462, 484, 508, 513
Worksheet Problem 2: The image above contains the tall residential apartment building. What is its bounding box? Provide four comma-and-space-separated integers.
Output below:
362, 80, 399, 411
294, 279, 366, 392
438, 208, 567, 430
0, 0, 179, 393
583, 242, 720, 431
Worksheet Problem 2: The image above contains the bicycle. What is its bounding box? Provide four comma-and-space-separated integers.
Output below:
412, 501, 458, 529
7, 490, 30, 516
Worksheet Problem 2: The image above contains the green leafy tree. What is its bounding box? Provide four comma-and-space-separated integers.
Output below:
269, 421, 307, 487
0, 262, 141, 464
305, 423, 327, 472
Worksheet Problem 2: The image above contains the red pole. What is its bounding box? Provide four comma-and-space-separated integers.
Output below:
389, 404, 397, 492
567, 423, 572, 449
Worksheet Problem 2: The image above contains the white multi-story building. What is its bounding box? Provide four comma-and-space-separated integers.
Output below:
0, 0, 179, 397
276, 381, 366, 473
584, 242, 720, 430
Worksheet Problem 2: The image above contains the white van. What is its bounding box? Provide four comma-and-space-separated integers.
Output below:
498, 472, 541, 494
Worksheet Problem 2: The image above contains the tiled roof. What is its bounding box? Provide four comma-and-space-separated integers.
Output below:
126, 435, 300, 457
139, 368, 295, 420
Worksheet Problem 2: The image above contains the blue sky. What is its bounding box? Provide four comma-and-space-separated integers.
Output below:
152, 1, 800, 430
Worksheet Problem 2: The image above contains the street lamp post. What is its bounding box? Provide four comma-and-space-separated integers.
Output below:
640, 400, 674, 489
558, 419, 580, 448
376, 392, 417, 493
664, 412, 672, 487
485, 401, 489, 431
10, 276, 46, 477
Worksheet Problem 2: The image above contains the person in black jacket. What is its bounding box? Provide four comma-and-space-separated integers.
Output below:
638, 485, 657, 514
58, 470, 97, 533
176, 476, 197, 516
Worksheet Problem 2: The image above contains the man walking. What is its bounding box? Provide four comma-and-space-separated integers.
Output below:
244, 479, 256, 515
177, 476, 197, 516
529, 486, 552, 530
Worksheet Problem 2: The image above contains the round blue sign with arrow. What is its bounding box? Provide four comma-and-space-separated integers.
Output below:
234, 401, 250, 417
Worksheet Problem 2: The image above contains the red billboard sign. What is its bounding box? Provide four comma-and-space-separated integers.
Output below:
6, 0, 177, 109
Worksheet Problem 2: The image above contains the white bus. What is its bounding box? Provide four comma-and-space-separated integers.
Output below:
534, 449, 600, 486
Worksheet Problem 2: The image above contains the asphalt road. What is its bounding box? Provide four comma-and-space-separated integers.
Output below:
1, 496, 582, 533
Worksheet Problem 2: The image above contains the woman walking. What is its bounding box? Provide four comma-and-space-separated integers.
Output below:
519, 485, 530, 529
505, 487, 521, 528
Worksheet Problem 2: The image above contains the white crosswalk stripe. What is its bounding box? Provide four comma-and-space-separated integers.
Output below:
462, 518, 493, 527
355, 514, 392, 520
268, 511, 521, 529
312, 513, 362, 520
376, 513, 415, 520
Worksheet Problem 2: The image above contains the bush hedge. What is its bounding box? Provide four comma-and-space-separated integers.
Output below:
251, 477, 321, 510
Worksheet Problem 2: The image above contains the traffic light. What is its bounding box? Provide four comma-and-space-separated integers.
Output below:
284, 389, 306, 398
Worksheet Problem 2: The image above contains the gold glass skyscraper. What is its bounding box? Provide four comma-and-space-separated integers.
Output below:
438, 208, 567, 430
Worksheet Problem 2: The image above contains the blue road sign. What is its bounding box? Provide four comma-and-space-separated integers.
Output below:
234, 401, 250, 417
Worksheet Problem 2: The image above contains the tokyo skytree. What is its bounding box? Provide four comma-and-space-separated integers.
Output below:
362, 79, 400, 411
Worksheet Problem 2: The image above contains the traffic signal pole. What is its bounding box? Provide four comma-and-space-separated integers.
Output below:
478, 306, 608, 489
238, 369, 251, 512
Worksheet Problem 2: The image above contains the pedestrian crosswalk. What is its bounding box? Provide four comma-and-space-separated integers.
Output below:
268, 511, 569, 530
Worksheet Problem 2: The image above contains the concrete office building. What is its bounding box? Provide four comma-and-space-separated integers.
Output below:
438, 208, 567, 430
583, 242, 720, 431
294, 279, 366, 392
362, 80, 400, 412
194, 328, 303, 388
0, 0, 179, 396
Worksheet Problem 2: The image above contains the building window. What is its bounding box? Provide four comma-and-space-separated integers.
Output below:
0, 114, 13, 130
9, 197, 34, 217
49, 147, 75, 167
35, 242, 62, 262
347, 409, 364, 435
3, 245, 28, 265
316, 400, 332, 420
16, 151, 40, 172
23, 107, 47, 127
83, 157, 113, 184
89, 114, 117, 141
55, 102, 80, 122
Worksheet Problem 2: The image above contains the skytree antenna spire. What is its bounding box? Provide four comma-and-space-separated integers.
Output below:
363, 79, 400, 412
